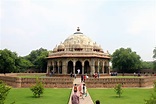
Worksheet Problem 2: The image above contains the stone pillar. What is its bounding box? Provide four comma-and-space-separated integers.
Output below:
91, 59, 95, 76
62, 61, 67, 74
82, 62, 84, 74
73, 61, 75, 74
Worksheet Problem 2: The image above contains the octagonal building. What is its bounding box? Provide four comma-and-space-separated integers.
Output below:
47, 28, 111, 75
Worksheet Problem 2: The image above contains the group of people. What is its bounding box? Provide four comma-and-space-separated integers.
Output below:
71, 83, 87, 104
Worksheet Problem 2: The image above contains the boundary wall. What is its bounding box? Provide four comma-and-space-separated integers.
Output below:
85, 77, 156, 88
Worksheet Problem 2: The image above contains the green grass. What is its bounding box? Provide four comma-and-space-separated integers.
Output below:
5, 88, 71, 104
88, 88, 153, 104
5, 88, 153, 104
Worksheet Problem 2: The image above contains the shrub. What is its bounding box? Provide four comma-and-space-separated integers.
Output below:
0, 80, 11, 104
30, 78, 44, 98
145, 81, 156, 104
114, 84, 122, 98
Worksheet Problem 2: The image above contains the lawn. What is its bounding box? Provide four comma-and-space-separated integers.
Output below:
88, 88, 153, 104
5, 88, 153, 104
5, 88, 71, 104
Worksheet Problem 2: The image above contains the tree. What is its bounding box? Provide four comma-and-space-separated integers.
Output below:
0, 81, 11, 104
0, 49, 19, 73
25, 48, 48, 72
17, 57, 33, 72
141, 61, 153, 69
30, 78, 44, 98
114, 84, 123, 98
153, 47, 156, 70
111, 48, 142, 73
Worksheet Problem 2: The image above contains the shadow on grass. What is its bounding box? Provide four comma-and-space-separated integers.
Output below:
25, 96, 44, 99
109, 95, 129, 99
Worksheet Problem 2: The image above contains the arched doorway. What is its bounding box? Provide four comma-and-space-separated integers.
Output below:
67, 61, 73, 74
94, 61, 98, 73
75, 61, 82, 74
104, 62, 107, 73
54, 61, 58, 74
84, 61, 90, 74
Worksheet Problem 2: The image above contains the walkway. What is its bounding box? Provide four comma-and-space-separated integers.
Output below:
68, 78, 94, 104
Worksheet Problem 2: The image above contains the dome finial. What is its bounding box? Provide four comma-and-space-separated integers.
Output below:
77, 27, 80, 31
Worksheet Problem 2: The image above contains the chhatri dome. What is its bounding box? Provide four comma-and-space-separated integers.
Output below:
47, 27, 111, 75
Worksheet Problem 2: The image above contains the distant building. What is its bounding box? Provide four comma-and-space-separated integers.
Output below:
46, 27, 111, 75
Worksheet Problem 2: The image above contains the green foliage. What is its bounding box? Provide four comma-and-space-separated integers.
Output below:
114, 84, 123, 98
145, 81, 156, 104
30, 78, 44, 98
0, 48, 48, 73
25, 48, 48, 72
0, 81, 11, 104
112, 48, 142, 72
0, 49, 19, 73
141, 61, 153, 69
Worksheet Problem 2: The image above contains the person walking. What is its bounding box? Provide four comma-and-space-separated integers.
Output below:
83, 84, 87, 97
71, 90, 80, 104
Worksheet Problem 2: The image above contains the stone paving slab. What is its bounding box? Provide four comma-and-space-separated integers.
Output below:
68, 78, 94, 104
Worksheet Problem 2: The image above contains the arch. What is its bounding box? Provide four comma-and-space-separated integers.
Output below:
75, 61, 82, 74
54, 61, 58, 74
67, 61, 73, 74
84, 61, 90, 74
94, 61, 98, 73
104, 62, 108, 73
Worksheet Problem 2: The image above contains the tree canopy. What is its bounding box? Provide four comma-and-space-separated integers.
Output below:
111, 48, 142, 72
25, 48, 48, 72
0, 48, 48, 73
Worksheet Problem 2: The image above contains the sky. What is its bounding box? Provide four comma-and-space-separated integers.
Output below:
0, 0, 156, 61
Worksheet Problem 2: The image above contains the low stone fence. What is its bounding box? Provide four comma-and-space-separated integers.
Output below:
85, 76, 156, 88
0, 76, 73, 88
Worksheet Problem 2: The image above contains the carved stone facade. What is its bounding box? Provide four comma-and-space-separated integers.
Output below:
47, 28, 111, 75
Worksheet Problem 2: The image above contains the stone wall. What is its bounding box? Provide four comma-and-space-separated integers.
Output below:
0, 76, 73, 88
1, 74, 156, 88
85, 77, 156, 88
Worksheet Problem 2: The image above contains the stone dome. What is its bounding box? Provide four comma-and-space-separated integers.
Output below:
52, 27, 103, 53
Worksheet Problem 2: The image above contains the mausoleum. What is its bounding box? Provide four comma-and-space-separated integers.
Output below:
46, 27, 111, 75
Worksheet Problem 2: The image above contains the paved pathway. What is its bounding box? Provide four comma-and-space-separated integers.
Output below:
68, 78, 94, 104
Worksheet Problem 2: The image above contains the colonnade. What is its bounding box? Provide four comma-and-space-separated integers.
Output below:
47, 58, 110, 75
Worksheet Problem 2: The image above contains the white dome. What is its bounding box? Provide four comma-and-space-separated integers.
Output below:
52, 27, 103, 52
63, 33, 94, 47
